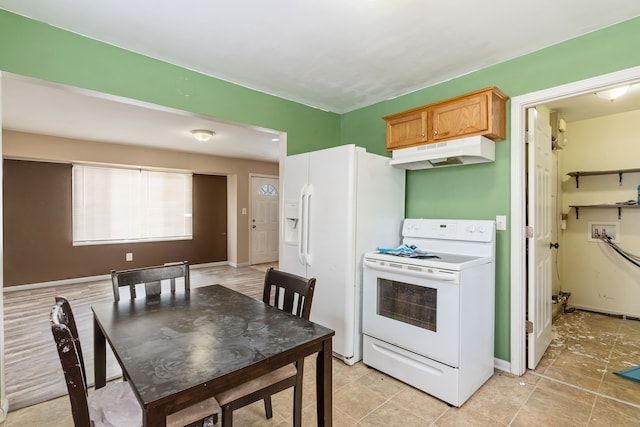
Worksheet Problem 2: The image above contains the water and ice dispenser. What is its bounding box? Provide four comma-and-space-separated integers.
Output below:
283, 200, 299, 244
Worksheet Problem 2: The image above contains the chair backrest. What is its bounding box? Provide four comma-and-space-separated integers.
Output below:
50, 297, 91, 426
262, 267, 316, 320
111, 261, 190, 302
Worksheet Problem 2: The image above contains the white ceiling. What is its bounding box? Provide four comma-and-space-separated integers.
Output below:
2, 73, 282, 162
544, 83, 640, 122
2, 1, 640, 160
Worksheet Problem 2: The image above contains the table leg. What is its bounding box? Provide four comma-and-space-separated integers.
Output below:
144, 408, 166, 426
316, 337, 332, 426
93, 316, 106, 389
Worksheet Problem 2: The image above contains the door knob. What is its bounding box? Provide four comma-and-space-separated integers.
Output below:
549, 242, 559, 249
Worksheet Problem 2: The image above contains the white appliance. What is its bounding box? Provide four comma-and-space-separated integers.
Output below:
389, 135, 495, 169
362, 218, 495, 406
280, 144, 405, 365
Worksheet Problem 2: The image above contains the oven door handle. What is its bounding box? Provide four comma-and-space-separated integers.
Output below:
363, 259, 458, 281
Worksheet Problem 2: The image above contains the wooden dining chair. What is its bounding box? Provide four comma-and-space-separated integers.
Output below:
214, 267, 316, 427
50, 296, 220, 427
111, 261, 190, 302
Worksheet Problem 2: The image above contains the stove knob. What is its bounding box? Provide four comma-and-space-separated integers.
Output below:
477, 225, 486, 233
466, 225, 476, 233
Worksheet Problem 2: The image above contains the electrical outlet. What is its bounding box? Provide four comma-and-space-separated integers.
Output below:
588, 222, 619, 243
126, 252, 133, 261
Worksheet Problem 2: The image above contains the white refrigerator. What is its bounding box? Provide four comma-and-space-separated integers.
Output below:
280, 144, 405, 365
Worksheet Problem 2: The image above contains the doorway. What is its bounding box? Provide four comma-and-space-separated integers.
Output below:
250, 175, 280, 265
510, 65, 640, 375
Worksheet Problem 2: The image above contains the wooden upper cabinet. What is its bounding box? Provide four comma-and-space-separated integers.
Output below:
383, 87, 508, 151
385, 109, 428, 151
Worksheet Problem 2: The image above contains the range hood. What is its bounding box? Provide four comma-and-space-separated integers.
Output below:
389, 135, 495, 170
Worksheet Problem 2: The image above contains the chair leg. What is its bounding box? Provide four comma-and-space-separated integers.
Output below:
293, 385, 302, 427
263, 397, 273, 419
221, 406, 232, 427
293, 363, 304, 427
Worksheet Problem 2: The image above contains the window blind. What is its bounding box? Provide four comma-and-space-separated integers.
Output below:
72, 165, 192, 245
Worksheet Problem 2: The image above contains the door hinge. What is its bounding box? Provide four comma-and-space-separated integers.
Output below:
526, 320, 534, 334
525, 226, 534, 238
525, 130, 530, 144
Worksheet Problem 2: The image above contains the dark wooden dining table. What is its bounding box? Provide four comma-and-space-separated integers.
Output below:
92, 284, 334, 426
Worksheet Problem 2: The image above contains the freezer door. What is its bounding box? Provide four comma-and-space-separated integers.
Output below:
279, 152, 309, 278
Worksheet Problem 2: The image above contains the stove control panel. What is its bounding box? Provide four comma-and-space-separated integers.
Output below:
403, 219, 495, 242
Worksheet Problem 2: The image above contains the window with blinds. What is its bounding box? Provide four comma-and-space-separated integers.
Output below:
72, 165, 193, 245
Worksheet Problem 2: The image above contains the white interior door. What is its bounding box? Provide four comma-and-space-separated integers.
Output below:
527, 107, 554, 369
250, 176, 279, 264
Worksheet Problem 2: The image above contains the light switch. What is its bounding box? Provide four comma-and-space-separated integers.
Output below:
496, 215, 507, 231
242, 208, 247, 215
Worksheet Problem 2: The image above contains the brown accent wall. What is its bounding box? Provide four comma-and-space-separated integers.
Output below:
3, 159, 227, 287
3, 130, 279, 266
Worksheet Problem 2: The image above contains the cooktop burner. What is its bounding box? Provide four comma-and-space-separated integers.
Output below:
366, 218, 496, 271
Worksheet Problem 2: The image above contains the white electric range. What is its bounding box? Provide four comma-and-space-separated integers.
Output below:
362, 218, 496, 407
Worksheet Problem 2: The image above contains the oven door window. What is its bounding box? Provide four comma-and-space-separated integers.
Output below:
377, 278, 437, 331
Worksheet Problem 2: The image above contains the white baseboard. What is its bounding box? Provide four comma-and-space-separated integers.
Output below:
3, 261, 231, 293
191, 261, 229, 269
494, 357, 511, 374
228, 261, 250, 268
3, 273, 110, 293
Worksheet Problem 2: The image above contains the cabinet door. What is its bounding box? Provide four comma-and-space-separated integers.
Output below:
385, 110, 428, 150
430, 92, 489, 141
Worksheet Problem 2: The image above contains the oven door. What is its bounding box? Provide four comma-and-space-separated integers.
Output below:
362, 258, 460, 367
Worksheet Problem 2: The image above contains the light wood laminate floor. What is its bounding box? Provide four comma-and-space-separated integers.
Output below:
3, 263, 269, 411
5, 265, 640, 426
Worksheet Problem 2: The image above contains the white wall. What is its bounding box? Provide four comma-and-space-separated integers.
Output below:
560, 109, 640, 317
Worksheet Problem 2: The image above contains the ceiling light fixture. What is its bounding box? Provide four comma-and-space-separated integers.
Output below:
190, 129, 215, 142
595, 85, 630, 101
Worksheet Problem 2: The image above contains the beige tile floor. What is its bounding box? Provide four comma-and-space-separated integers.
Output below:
6, 309, 640, 426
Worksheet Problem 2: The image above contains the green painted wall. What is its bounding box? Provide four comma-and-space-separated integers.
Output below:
2, 8, 640, 363
340, 17, 640, 361
0, 10, 340, 154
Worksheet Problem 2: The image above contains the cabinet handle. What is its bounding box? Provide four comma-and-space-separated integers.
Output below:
433, 130, 438, 136
420, 133, 425, 138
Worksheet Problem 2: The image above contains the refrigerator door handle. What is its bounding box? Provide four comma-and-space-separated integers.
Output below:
297, 185, 307, 265
302, 184, 313, 266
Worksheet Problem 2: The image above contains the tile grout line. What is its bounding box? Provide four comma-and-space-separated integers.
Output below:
352, 379, 408, 424
585, 321, 624, 425
505, 375, 539, 426
429, 409, 448, 427
529, 370, 640, 409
